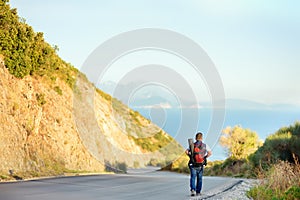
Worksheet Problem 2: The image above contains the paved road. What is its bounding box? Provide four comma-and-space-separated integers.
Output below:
0, 169, 241, 200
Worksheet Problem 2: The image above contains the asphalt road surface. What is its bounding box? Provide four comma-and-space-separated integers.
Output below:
0, 168, 242, 200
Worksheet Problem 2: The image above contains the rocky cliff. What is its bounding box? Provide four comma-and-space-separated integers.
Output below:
0, 2, 183, 180
0, 55, 183, 179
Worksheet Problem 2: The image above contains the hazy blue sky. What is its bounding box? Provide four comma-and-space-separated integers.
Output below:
10, 0, 300, 106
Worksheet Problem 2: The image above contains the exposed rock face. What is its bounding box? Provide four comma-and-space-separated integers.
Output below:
0, 58, 183, 178
0, 58, 105, 177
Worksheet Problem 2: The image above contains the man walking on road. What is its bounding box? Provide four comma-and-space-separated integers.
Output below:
186, 132, 212, 196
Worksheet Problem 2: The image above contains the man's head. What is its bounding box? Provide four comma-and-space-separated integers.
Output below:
195, 132, 203, 141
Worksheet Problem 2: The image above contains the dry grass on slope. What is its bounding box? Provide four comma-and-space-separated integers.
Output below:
248, 156, 300, 200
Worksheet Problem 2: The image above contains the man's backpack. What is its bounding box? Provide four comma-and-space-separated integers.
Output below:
192, 142, 206, 167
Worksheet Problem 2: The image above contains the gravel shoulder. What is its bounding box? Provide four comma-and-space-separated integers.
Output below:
204, 178, 259, 200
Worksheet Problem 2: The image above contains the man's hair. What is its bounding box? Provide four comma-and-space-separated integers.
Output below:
195, 132, 203, 140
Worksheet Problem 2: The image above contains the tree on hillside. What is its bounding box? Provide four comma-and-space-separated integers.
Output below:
219, 126, 262, 160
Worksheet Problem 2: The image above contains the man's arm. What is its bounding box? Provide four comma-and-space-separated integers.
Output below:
206, 150, 212, 158
206, 144, 212, 158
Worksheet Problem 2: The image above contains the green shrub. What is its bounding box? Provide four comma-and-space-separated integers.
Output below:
0, 1, 78, 87
247, 186, 274, 200
0, 174, 9, 180
203, 158, 256, 178
115, 162, 127, 173
25, 118, 34, 136
105, 161, 127, 173
285, 186, 300, 200
133, 161, 140, 168
250, 121, 300, 170
54, 86, 62, 95
36, 93, 46, 106
148, 158, 160, 166
130, 131, 171, 152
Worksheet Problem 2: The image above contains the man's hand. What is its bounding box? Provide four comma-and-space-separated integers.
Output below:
185, 149, 190, 155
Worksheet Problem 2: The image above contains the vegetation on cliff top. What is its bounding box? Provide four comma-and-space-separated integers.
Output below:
0, 0, 77, 88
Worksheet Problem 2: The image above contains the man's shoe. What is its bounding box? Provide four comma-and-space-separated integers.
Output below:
196, 192, 201, 196
191, 190, 196, 196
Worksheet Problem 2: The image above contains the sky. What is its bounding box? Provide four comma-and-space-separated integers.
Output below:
9, 0, 300, 106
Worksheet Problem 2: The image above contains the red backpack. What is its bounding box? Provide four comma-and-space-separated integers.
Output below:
193, 141, 206, 165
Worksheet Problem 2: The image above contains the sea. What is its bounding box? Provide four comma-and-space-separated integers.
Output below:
135, 107, 300, 161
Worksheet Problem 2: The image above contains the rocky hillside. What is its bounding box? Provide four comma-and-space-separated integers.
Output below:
0, 1, 183, 180
0, 56, 106, 178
